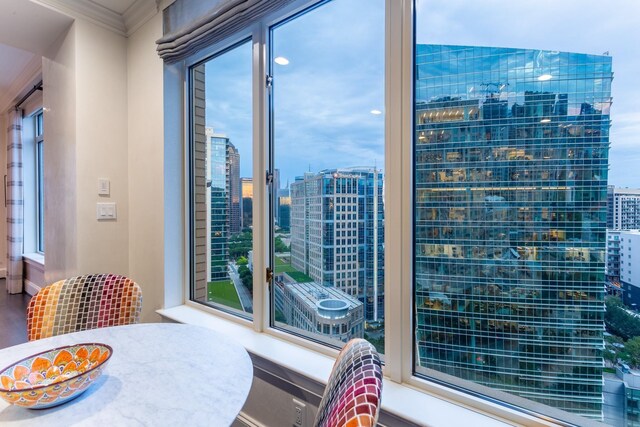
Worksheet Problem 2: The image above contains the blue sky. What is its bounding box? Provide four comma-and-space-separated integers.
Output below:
205, 0, 639, 188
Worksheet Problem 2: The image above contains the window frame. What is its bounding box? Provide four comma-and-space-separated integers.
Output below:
35, 110, 44, 254
176, 0, 601, 425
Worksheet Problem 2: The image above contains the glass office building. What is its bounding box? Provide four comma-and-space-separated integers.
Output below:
414, 45, 612, 419
208, 134, 231, 282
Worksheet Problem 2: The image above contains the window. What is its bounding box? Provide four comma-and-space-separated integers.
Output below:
35, 111, 44, 253
180, 0, 624, 424
269, 0, 384, 350
413, 0, 610, 422
189, 40, 253, 318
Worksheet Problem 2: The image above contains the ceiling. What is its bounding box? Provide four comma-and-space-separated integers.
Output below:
0, 0, 157, 111
91, 0, 139, 15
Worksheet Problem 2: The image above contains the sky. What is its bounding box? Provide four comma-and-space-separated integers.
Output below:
204, 0, 640, 188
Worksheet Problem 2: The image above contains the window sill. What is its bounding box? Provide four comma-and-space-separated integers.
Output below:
22, 253, 45, 268
157, 304, 519, 427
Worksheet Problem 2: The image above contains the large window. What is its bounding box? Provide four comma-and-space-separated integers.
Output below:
412, 0, 614, 424
182, 0, 632, 424
269, 0, 385, 351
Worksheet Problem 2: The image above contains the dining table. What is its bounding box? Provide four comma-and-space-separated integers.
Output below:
0, 322, 253, 426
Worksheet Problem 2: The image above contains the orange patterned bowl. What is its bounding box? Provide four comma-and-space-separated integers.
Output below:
0, 343, 112, 409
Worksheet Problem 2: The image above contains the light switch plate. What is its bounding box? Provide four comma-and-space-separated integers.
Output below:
96, 202, 117, 220
98, 178, 110, 196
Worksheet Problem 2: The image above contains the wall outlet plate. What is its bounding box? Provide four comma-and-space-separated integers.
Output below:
292, 398, 306, 427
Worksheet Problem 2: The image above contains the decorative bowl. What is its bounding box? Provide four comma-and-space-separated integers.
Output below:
0, 343, 112, 409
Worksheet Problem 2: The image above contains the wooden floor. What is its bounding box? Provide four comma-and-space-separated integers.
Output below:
0, 279, 31, 349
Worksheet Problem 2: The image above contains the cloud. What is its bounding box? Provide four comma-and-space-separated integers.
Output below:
200, 0, 640, 188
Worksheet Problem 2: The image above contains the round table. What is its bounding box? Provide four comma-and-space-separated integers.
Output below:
0, 323, 253, 426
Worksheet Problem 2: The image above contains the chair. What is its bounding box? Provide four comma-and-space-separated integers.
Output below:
314, 339, 383, 427
27, 274, 142, 341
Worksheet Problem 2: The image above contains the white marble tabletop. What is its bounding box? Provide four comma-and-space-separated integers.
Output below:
0, 323, 253, 426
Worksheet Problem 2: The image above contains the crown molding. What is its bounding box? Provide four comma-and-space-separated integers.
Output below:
123, 0, 159, 37
0, 56, 42, 114
35, 0, 127, 35
34, 0, 160, 38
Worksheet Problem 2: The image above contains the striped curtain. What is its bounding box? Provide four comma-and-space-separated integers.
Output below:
6, 108, 23, 294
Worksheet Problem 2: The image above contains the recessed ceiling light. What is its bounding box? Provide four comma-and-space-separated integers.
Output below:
274, 56, 289, 65
538, 74, 552, 81
370, 109, 382, 115
540, 118, 551, 123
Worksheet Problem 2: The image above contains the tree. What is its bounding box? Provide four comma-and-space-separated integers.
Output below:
237, 256, 248, 266
605, 296, 640, 340
229, 231, 253, 260
238, 264, 253, 293
623, 337, 640, 368
275, 236, 289, 253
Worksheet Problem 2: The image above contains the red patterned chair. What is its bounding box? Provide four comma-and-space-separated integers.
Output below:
314, 339, 383, 427
27, 274, 142, 341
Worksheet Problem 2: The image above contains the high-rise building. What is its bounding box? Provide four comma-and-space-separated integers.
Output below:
228, 143, 241, 234
240, 177, 253, 229
607, 185, 615, 229
207, 130, 231, 282
290, 168, 384, 321
414, 45, 612, 419
278, 189, 291, 231
619, 231, 640, 308
606, 230, 622, 289
608, 187, 640, 230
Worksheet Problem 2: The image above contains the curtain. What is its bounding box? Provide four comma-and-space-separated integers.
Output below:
157, 0, 295, 63
6, 108, 23, 294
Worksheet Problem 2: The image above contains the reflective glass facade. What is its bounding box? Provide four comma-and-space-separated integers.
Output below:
209, 134, 231, 282
414, 45, 612, 419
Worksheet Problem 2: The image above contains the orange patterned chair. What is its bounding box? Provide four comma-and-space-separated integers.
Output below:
314, 339, 383, 427
27, 274, 142, 341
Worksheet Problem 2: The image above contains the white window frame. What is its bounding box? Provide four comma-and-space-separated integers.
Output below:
167, 0, 600, 425
35, 110, 44, 254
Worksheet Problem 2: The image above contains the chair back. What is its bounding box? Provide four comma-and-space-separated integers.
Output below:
314, 339, 383, 427
27, 274, 142, 341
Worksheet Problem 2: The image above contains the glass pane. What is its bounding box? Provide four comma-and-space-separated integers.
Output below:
37, 140, 44, 253
414, 0, 616, 423
190, 40, 253, 318
270, 0, 385, 351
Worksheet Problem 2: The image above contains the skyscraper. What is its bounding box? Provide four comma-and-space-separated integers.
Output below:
240, 177, 253, 229
414, 45, 612, 419
290, 168, 384, 321
278, 188, 291, 231
208, 131, 231, 281
228, 142, 241, 234
608, 187, 640, 230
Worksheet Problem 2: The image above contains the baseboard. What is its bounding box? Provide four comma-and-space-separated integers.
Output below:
234, 412, 264, 427
24, 279, 41, 296
0, 268, 6, 279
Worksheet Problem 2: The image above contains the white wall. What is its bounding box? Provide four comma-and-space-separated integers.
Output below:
127, 12, 165, 322
74, 19, 129, 275
43, 18, 130, 283
42, 25, 78, 282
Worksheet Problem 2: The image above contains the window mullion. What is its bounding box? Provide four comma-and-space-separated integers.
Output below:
399, 0, 415, 385
384, 0, 405, 382
252, 22, 269, 333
